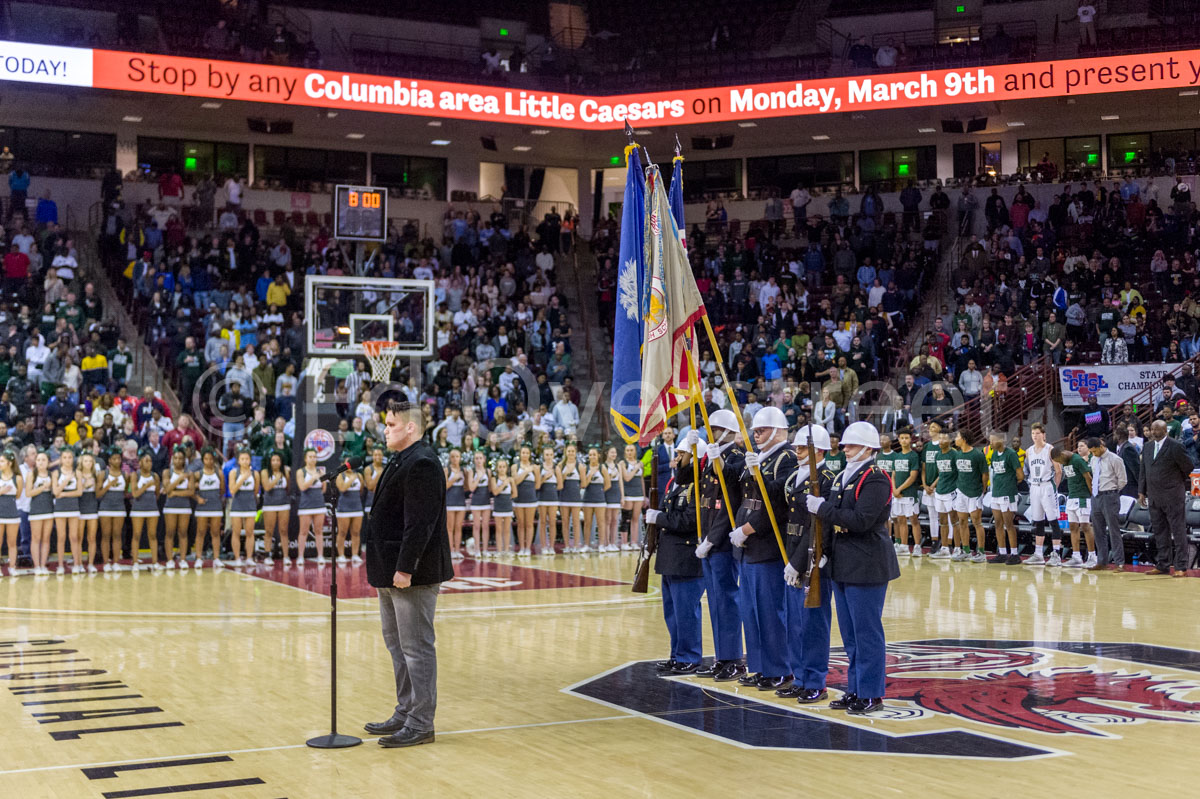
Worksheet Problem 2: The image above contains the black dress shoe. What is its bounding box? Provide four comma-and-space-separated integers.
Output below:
847, 697, 886, 715
654, 658, 678, 673
775, 683, 806, 698
796, 688, 828, 704
669, 661, 701, 675
378, 727, 435, 748
713, 661, 747, 682
364, 716, 407, 735
756, 675, 793, 691
829, 692, 858, 710
737, 672, 762, 687
695, 660, 725, 678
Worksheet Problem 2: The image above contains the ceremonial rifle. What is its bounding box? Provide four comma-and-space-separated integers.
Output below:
632, 452, 660, 593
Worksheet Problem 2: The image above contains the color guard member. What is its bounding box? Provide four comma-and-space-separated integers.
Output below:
731, 406, 797, 691
694, 409, 746, 682
806, 421, 900, 716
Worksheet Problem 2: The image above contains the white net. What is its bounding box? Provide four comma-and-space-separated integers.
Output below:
363, 341, 400, 382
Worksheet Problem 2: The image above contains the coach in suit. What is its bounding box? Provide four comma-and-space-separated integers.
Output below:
363, 401, 454, 747
1137, 419, 1193, 577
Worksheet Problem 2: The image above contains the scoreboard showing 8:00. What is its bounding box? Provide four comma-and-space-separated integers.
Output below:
333, 184, 388, 242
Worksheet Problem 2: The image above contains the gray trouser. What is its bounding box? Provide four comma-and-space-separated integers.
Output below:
377, 583, 440, 732
1091, 492, 1123, 566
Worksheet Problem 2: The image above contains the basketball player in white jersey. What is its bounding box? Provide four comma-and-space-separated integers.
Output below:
1023, 422, 1064, 566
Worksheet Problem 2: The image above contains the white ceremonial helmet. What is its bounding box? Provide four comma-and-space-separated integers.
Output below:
709, 409, 740, 432
751, 406, 789, 430
841, 421, 882, 450
675, 432, 706, 453
793, 425, 831, 451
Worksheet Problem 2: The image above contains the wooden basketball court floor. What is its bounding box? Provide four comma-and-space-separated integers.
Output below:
1, 556, 1197, 798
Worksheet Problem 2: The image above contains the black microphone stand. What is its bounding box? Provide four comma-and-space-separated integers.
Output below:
306, 474, 362, 749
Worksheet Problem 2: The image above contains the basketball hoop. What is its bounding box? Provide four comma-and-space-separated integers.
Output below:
363, 340, 400, 382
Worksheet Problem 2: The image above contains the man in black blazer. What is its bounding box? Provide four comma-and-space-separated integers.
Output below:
1137, 419, 1193, 576
363, 401, 454, 747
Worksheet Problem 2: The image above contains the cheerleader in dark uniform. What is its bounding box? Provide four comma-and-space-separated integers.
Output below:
28, 451, 54, 575
78, 451, 100, 574
296, 448, 327, 566
192, 449, 225, 569
161, 446, 194, 570
619, 443, 645, 552
54, 448, 84, 575
559, 444, 583, 554
0, 451, 22, 577
363, 445, 385, 520
581, 447, 609, 555
602, 445, 623, 553
96, 450, 128, 572
260, 451, 290, 567
512, 445, 538, 557
129, 451, 161, 571
536, 446, 562, 556
444, 449, 467, 560
335, 460, 364, 566
467, 450, 492, 559
228, 448, 259, 567
491, 457, 514, 558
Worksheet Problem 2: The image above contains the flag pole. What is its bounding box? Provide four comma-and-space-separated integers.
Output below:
688, 375, 702, 544
697, 312, 788, 561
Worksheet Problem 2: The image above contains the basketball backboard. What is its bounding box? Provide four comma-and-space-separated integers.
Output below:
304, 275, 435, 357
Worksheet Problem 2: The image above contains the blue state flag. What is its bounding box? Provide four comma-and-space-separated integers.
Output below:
610, 146, 646, 443
669, 155, 686, 248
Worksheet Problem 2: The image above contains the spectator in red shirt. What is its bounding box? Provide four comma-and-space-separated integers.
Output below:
162, 413, 206, 451
925, 329, 950, 365
3, 242, 29, 295
158, 169, 184, 204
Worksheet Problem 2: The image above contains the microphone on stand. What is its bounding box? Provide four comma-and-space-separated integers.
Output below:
321, 456, 364, 481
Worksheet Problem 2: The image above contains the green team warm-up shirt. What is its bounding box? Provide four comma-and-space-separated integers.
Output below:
954, 447, 988, 498
934, 449, 958, 495
989, 448, 1021, 499
892, 450, 921, 498
1062, 454, 1092, 500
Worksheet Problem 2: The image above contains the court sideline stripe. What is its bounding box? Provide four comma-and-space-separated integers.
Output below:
0, 715, 637, 776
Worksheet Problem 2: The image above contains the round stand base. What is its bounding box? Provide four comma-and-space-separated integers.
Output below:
306, 733, 363, 749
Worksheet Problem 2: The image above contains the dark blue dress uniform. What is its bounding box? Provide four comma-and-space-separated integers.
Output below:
733, 444, 797, 681
655, 472, 705, 668
814, 460, 901, 705
784, 462, 835, 693
699, 446, 745, 666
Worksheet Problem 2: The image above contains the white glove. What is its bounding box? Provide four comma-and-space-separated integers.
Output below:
744, 451, 761, 469
685, 429, 700, 449
705, 442, 722, 461
784, 563, 801, 587
695, 539, 714, 559
806, 495, 825, 514
729, 526, 749, 547
644, 509, 661, 525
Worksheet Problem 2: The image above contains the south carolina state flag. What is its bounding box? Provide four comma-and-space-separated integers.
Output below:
609, 146, 646, 444
638, 164, 705, 444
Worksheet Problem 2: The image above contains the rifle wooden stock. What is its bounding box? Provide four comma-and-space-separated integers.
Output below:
632, 455, 660, 594
804, 426, 824, 609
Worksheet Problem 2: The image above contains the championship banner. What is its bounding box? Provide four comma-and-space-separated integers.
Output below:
1058, 363, 1182, 406
7, 39, 1200, 129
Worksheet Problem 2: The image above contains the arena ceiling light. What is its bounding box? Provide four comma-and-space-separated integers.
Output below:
512, 145, 531, 151
1101, 114, 1119, 120
917, 127, 936, 133
122, 115, 142, 122
431, 139, 451, 145
1006, 121, 1025, 127
200, 101, 222, 109
345, 133, 365, 139
325, 111, 338, 118
1182, 90, 1199, 96
530, 128, 550, 135
428, 120, 442, 126
811, 134, 830, 140
736, 122, 757, 128
634, 129, 651, 134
